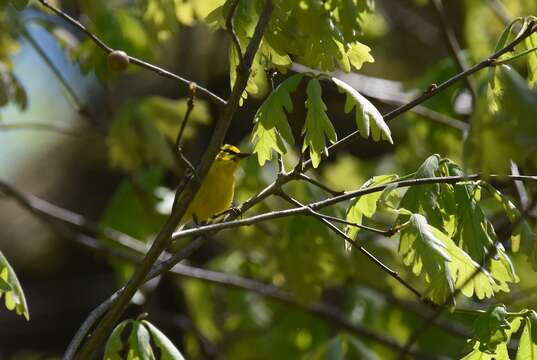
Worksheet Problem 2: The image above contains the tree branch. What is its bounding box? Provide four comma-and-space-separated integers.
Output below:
172, 174, 537, 241
0, 180, 481, 357
35, 0, 226, 107
276, 191, 429, 303
72, 1, 274, 357
303, 21, 537, 170
226, 0, 244, 69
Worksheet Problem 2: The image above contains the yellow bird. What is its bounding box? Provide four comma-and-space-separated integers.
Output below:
182, 144, 249, 224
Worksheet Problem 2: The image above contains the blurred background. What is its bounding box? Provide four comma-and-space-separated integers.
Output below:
0, 0, 536, 359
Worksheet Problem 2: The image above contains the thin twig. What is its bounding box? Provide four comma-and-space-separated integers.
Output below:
174, 83, 199, 179
492, 44, 537, 65
305, 22, 537, 170
277, 191, 430, 303
172, 174, 537, 241
226, 0, 244, 70
36, 0, 225, 107
0, 180, 477, 356
299, 173, 344, 196
72, 2, 274, 357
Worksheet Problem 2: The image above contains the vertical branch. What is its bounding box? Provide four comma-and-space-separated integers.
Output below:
175, 83, 198, 178
226, 0, 244, 69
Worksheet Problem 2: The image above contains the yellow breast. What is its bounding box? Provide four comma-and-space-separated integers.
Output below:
183, 159, 237, 223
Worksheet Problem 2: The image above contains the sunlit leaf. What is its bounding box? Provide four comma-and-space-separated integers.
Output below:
332, 77, 392, 143
399, 214, 454, 304
0, 251, 29, 320
481, 182, 537, 270
251, 74, 304, 165
398, 155, 444, 230
400, 214, 497, 304
347, 42, 375, 70
104, 320, 132, 360
461, 342, 510, 360
130, 321, 155, 360
516, 311, 537, 360
473, 305, 511, 354
345, 174, 398, 244
302, 78, 337, 168
142, 320, 186, 360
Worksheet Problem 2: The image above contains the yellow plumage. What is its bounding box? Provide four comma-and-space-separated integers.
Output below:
182, 144, 248, 224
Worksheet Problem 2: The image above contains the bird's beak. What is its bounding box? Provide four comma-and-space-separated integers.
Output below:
236, 152, 251, 159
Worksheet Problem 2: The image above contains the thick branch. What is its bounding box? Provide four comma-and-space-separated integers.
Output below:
73, 1, 274, 357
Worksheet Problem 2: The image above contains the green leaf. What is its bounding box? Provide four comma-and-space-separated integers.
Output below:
345, 174, 398, 243
524, 33, 537, 88
516, 311, 537, 360
0, 276, 12, 292
104, 320, 132, 360
130, 321, 155, 360
473, 305, 511, 354
481, 182, 537, 270
142, 320, 186, 360
461, 342, 510, 360
400, 214, 497, 304
398, 155, 445, 230
302, 78, 337, 168
332, 77, 392, 143
0, 251, 29, 320
399, 214, 454, 304
251, 74, 304, 165
347, 42, 375, 70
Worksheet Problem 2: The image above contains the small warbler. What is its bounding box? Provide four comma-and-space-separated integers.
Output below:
182, 144, 249, 224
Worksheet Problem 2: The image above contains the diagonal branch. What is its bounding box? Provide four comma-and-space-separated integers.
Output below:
72, 1, 274, 358
276, 191, 429, 303
35, 0, 226, 107
0, 180, 480, 357
303, 22, 537, 170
